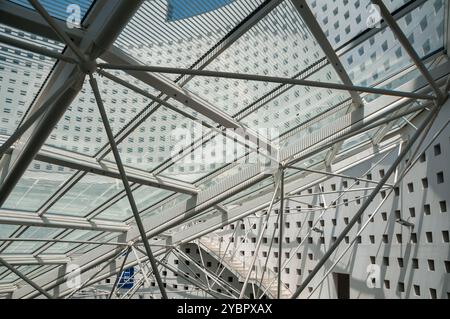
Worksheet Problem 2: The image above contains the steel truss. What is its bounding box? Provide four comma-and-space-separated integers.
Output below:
0, 0, 448, 299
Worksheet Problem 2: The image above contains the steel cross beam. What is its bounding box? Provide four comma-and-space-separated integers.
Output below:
0, 256, 53, 299
290, 100, 443, 298
97, 70, 278, 166
286, 166, 394, 188
89, 74, 167, 299
0, 237, 129, 247
98, 63, 435, 101
291, 0, 361, 105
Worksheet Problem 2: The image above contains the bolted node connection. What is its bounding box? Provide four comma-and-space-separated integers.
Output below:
79, 59, 98, 75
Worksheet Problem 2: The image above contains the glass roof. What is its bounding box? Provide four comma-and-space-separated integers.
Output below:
0, 24, 64, 139
1, 160, 75, 212
114, 0, 265, 76
8, 0, 94, 22
340, 0, 444, 89
186, 0, 327, 117
42, 229, 102, 254
0, 0, 447, 296
45, 173, 124, 218
308, 0, 411, 49
45, 71, 160, 156
94, 185, 174, 222
2, 226, 65, 254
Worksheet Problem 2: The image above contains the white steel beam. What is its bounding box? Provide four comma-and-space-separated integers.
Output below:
0, 209, 129, 232
33, 145, 198, 195
0, 255, 69, 265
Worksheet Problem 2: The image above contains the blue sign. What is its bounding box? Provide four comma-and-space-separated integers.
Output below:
166, 0, 234, 22
118, 267, 134, 289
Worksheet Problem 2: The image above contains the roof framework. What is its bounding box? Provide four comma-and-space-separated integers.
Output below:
0, 0, 448, 298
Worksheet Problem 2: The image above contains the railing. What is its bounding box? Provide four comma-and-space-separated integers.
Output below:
197, 232, 292, 298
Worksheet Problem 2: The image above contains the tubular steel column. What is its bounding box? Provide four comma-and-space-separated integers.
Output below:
290, 102, 442, 299
277, 169, 284, 299
89, 74, 168, 299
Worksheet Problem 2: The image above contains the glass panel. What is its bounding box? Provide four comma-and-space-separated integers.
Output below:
95, 185, 174, 221
159, 128, 252, 183
288, 148, 329, 176
103, 105, 213, 172
2, 160, 75, 212
214, 154, 269, 189
0, 265, 42, 283
240, 64, 350, 135
8, 0, 94, 21
363, 56, 441, 103
307, 0, 410, 49
0, 267, 19, 284
70, 232, 123, 255
27, 265, 58, 280
369, 100, 425, 141
281, 102, 350, 148
340, 0, 445, 88
0, 224, 18, 238
114, 0, 264, 76
141, 193, 191, 220
44, 71, 157, 156
340, 127, 379, 152
46, 173, 124, 217
42, 229, 102, 254
185, 0, 327, 117
0, 24, 63, 139
3, 226, 64, 254
222, 175, 274, 209
165, 207, 219, 235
